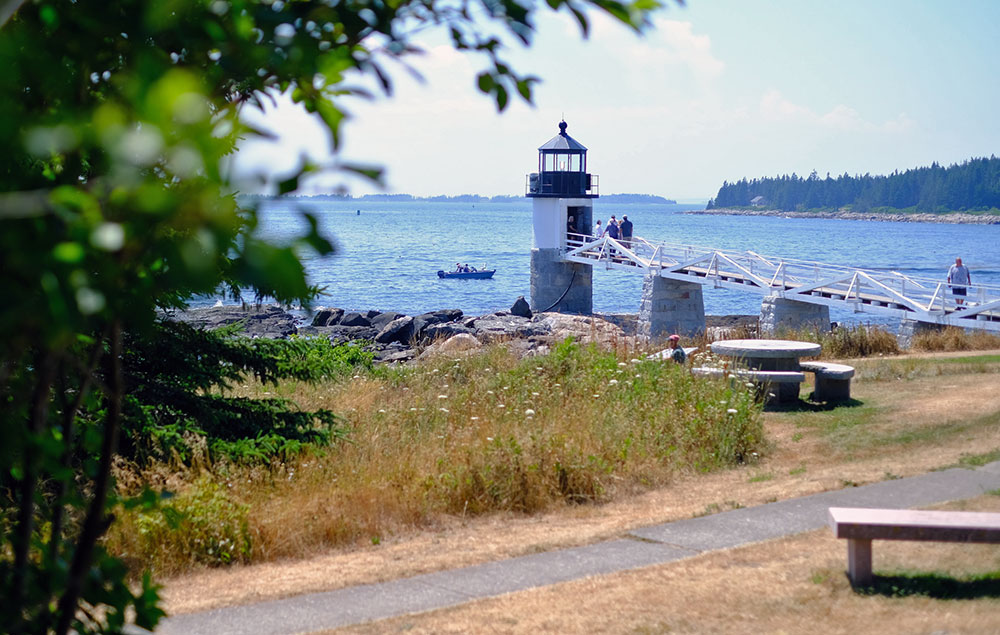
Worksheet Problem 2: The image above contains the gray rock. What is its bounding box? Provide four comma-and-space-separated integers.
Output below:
325, 325, 379, 342
375, 316, 415, 345
167, 305, 298, 339
311, 307, 344, 327
412, 309, 463, 338
421, 322, 475, 345
339, 312, 372, 327
510, 296, 532, 319
472, 313, 551, 341
370, 311, 407, 331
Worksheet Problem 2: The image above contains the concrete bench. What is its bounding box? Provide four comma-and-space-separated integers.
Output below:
828, 506, 1000, 586
692, 367, 805, 383
799, 361, 855, 402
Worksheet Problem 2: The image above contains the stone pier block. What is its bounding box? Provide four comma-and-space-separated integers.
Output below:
638, 275, 705, 339
759, 297, 830, 335
530, 248, 592, 314
896, 320, 945, 349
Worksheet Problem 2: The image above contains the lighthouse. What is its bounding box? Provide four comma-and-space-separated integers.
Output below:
526, 121, 597, 314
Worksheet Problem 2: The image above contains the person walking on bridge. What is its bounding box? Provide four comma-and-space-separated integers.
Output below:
947, 257, 972, 307
619, 215, 633, 251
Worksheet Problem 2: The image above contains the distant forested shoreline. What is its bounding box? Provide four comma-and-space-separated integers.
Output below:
243, 193, 676, 204
707, 156, 1000, 214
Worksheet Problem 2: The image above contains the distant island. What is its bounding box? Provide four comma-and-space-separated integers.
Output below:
706, 155, 1000, 216
243, 193, 676, 204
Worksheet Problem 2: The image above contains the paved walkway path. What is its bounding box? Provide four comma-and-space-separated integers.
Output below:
158, 462, 1000, 634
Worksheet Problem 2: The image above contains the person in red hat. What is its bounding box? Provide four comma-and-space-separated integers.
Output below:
667, 333, 686, 364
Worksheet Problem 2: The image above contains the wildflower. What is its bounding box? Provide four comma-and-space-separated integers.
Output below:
438, 394, 448, 399
554, 383, 561, 387
635, 374, 641, 378
432, 368, 439, 373
727, 408, 738, 414
439, 408, 449, 413
630, 358, 640, 363
593, 394, 601, 398
353, 375, 360, 379
536, 367, 544, 371
487, 390, 495, 395
497, 404, 506, 408
378, 409, 386, 413
486, 437, 494, 441
609, 379, 619, 385
410, 407, 417, 412
532, 392, 540, 396
618, 362, 627, 367
470, 416, 480, 421
525, 409, 535, 417
402, 387, 409, 391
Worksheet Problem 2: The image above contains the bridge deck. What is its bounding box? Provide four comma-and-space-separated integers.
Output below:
562, 233, 1000, 331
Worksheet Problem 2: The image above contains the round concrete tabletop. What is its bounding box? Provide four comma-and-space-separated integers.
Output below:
710, 339, 822, 359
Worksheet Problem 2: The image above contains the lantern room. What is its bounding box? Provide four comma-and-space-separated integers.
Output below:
526, 121, 599, 198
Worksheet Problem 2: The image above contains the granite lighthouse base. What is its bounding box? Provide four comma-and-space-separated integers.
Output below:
530, 248, 593, 314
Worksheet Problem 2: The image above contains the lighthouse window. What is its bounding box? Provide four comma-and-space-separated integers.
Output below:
568, 155, 581, 172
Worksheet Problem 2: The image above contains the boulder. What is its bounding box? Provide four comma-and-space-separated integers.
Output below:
375, 316, 415, 344
324, 325, 379, 342
419, 333, 482, 359
167, 305, 298, 339
472, 313, 550, 341
412, 309, 463, 338
533, 312, 625, 343
311, 307, 344, 327
510, 296, 532, 319
370, 311, 406, 331
420, 322, 475, 345
339, 311, 372, 327
373, 342, 417, 364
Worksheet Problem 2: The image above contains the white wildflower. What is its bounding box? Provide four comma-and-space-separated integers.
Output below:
727, 408, 738, 414
439, 408, 449, 413
524, 409, 535, 417
609, 379, 619, 385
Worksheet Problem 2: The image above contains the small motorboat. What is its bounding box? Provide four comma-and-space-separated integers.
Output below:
437, 269, 496, 279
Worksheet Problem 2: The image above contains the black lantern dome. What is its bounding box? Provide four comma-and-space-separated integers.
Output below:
526, 121, 598, 198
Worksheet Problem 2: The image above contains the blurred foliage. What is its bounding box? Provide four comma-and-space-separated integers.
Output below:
0, 0, 665, 632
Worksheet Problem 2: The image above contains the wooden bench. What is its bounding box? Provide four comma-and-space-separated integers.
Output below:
799, 361, 855, 402
828, 506, 1000, 586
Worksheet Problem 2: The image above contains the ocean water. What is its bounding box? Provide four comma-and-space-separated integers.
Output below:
240, 198, 1000, 326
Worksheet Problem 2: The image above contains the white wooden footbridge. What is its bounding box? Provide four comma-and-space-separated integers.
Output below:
564, 232, 1000, 332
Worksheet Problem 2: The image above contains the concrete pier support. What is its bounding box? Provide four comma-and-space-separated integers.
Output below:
759, 297, 830, 335
530, 248, 593, 314
896, 319, 944, 349
638, 274, 706, 339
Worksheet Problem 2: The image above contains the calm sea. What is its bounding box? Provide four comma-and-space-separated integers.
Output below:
233, 198, 1000, 326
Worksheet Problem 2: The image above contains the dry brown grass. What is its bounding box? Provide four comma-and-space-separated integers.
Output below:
158, 352, 1000, 627
912, 326, 1000, 352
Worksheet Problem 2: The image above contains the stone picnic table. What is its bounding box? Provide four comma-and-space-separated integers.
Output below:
709, 339, 822, 403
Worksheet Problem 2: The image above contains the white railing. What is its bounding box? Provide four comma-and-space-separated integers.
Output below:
562, 233, 1000, 331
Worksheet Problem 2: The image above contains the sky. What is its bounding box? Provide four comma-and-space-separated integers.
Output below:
230, 0, 1000, 201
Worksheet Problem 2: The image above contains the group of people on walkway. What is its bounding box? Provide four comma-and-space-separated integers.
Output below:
593, 214, 633, 248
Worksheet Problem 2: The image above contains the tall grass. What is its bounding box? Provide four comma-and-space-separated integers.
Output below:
773, 324, 900, 358
107, 338, 764, 575
911, 327, 1000, 352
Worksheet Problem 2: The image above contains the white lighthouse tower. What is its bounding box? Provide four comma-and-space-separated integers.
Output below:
526, 121, 598, 314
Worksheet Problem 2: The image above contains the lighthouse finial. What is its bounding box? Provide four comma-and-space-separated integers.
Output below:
558, 120, 568, 136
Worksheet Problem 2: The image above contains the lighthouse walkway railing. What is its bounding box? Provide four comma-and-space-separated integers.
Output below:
563, 232, 1000, 332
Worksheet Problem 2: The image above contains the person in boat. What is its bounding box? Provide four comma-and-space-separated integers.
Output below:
455, 262, 463, 272
468, 264, 477, 272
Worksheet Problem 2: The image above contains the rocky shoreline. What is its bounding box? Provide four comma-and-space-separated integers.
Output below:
688, 207, 1000, 224
166, 301, 758, 364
